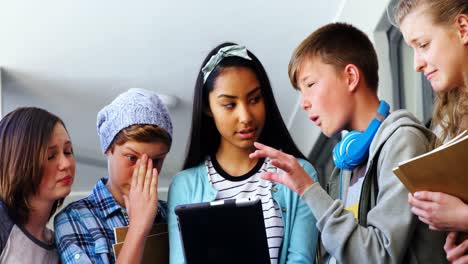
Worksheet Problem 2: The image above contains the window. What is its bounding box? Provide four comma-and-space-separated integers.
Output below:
387, 25, 434, 126
308, 133, 340, 186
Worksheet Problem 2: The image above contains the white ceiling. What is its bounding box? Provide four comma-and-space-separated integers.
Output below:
0, 0, 343, 192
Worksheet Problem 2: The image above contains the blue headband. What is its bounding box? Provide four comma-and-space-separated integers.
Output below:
201, 45, 252, 83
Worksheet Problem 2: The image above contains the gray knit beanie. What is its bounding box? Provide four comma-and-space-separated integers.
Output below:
97, 88, 173, 153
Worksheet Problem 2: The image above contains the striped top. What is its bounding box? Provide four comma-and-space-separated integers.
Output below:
206, 156, 284, 264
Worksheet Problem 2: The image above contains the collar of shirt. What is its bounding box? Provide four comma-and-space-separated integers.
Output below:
90, 178, 129, 224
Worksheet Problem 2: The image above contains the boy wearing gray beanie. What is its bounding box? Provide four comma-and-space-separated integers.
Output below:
54, 88, 173, 264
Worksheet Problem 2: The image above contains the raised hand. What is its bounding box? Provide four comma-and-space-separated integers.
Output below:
249, 142, 315, 195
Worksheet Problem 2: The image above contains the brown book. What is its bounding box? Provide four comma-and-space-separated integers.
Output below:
112, 224, 169, 264
393, 131, 468, 244
114, 223, 168, 243
393, 130, 468, 202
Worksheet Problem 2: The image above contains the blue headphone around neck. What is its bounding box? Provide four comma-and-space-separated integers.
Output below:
332, 100, 390, 170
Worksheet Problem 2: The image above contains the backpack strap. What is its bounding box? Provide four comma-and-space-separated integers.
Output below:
357, 144, 385, 226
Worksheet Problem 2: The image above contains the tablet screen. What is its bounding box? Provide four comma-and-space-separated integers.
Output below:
175, 198, 270, 264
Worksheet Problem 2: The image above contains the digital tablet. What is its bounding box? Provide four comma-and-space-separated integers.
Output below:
175, 198, 270, 264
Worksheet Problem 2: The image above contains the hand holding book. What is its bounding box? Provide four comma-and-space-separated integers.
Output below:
393, 130, 468, 202
116, 155, 162, 264
393, 130, 468, 243
408, 191, 468, 231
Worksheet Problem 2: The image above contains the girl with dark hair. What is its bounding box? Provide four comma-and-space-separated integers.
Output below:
168, 43, 318, 263
0, 107, 75, 263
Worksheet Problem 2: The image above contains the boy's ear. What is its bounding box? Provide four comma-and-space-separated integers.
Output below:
456, 14, 468, 45
343, 64, 360, 93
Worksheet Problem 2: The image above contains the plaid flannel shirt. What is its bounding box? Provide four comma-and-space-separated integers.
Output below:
54, 178, 167, 264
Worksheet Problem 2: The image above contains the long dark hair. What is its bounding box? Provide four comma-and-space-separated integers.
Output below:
183, 42, 306, 169
0, 107, 68, 225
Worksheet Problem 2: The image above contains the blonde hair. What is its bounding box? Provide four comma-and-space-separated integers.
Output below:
394, 0, 468, 147
394, 0, 468, 26
433, 87, 468, 146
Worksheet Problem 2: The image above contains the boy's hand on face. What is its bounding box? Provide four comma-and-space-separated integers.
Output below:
123, 154, 159, 235
249, 142, 315, 196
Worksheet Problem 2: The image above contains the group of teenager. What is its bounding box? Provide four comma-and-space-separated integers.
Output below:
0, 0, 467, 263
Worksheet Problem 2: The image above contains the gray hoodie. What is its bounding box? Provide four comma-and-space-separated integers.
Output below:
301, 109, 448, 264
